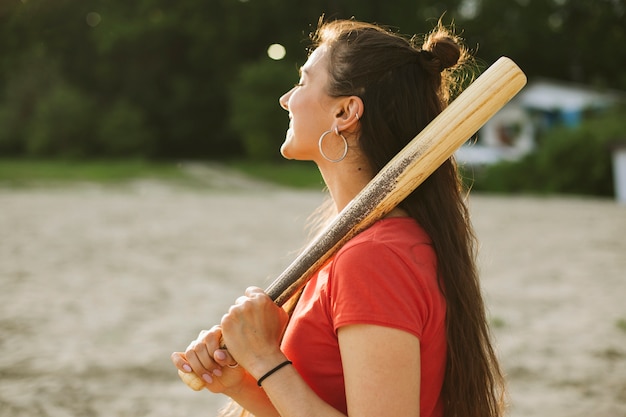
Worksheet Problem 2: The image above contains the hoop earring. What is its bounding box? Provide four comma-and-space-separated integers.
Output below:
318, 128, 348, 163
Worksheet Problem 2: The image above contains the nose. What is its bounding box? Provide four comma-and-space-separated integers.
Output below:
279, 88, 293, 111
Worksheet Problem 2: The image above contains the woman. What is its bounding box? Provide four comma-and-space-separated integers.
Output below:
172, 18, 506, 417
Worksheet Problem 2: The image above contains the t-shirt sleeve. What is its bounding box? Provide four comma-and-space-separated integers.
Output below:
328, 240, 437, 340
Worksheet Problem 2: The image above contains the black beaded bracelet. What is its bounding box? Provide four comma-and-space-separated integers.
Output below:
257, 360, 293, 387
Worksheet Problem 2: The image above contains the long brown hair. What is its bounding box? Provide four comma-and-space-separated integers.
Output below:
312, 19, 506, 417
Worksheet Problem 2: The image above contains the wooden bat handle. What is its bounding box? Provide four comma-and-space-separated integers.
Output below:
178, 56, 526, 391
178, 369, 206, 391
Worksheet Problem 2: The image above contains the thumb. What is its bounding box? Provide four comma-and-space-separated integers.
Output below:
213, 348, 238, 368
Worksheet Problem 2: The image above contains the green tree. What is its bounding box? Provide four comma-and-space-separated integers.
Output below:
96, 100, 156, 157
25, 82, 96, 157
230, 58, 295, 161
2, 0, 621, 160
453, 0, 626, 90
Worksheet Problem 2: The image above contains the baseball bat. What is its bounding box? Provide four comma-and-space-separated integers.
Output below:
179, 56, 526, 390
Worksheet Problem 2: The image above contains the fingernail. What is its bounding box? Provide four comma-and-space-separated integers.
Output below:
213, 368, 223, 377
202, 373, 213, 383
182, 364, 192, 372
214, 350, 226, 360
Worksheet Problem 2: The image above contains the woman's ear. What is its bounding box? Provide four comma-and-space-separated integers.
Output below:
335, 96, 364, 133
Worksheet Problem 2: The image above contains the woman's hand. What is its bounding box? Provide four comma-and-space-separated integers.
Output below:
170, 325, 247, 394
220, 287, 290, 379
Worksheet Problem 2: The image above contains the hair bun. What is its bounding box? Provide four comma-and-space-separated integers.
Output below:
422, 31, 461, 72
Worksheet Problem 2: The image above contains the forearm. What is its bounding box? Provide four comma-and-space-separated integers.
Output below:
256, 365, 346, 417
225, 361, 344, 417
224, 373, 281, 417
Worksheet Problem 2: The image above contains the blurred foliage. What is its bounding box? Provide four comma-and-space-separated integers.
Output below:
0, 0, 624, 169
230, 58, 296, 161
459, 0, 626, 90
469, 105, 626, 197
96, 100, 155, 157
25, 82, 96, 157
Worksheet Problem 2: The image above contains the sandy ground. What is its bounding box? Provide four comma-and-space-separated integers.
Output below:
1, 168, 625, 417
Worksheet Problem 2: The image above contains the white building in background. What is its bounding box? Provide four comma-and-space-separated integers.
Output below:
455, 78, 623, 166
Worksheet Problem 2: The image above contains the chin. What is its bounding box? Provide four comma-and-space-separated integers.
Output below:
280, 146, 311, 162
280, 139, 301, 160
280, 136, 314, 162
279, 143, 293, 160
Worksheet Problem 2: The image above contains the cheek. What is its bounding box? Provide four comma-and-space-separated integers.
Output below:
291, 99, 325, 135
288, 95, 311, 135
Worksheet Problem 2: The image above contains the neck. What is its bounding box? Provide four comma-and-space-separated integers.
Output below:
317, 161, 410, 219
317, 160, 372, 213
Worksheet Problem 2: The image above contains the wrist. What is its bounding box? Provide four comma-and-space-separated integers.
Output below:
248, 352, 290, 382
257, 360, 293, 387
222, 372, 257, 397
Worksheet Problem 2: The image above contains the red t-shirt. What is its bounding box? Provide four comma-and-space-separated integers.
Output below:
281, 217, 447, 417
